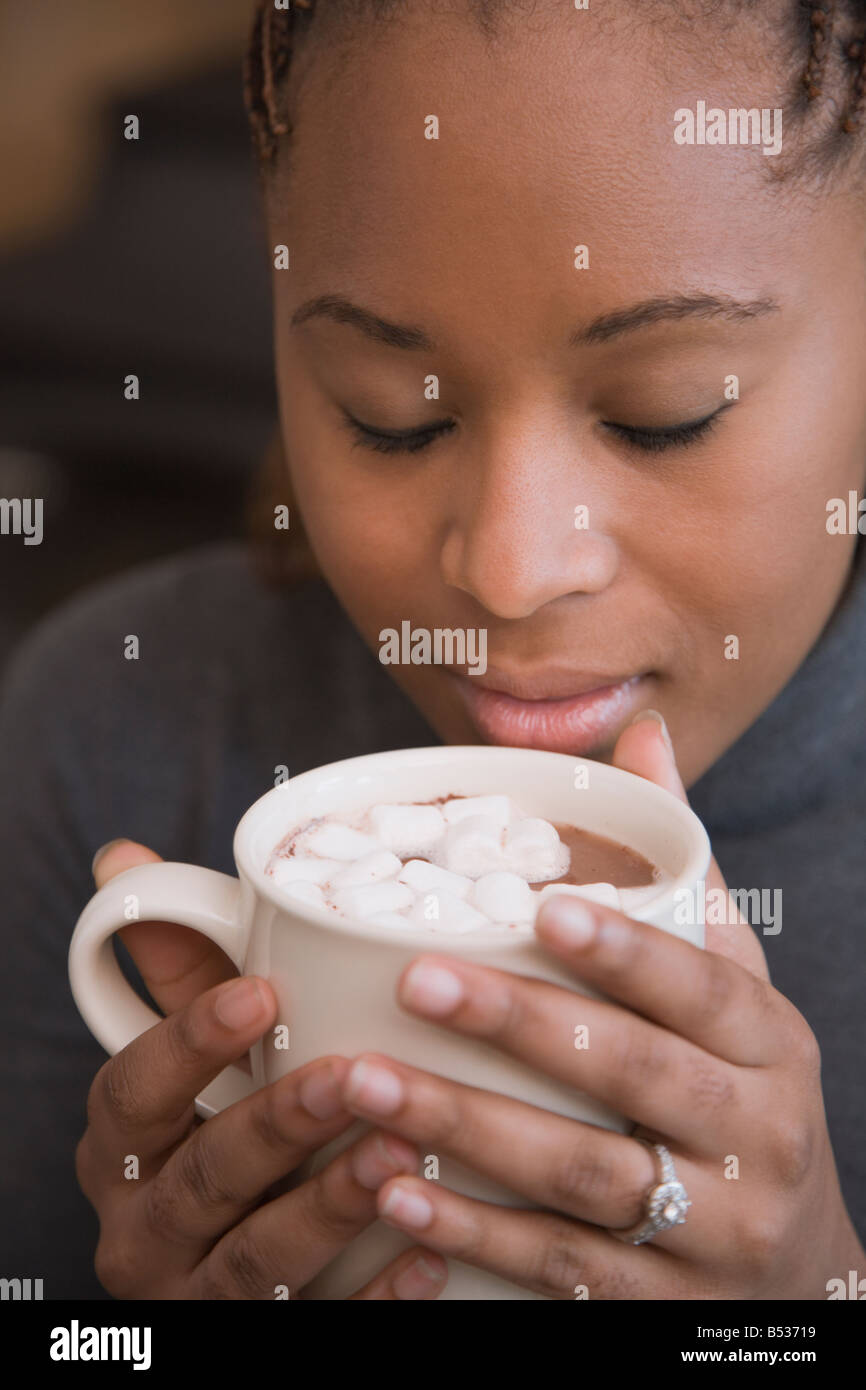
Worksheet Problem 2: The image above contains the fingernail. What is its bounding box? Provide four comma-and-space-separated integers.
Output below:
214, 977, 266, 1030
393, 1253, 447, 1299
345, 1059, 404, 1115
401, 961, 464, 1016
630, 708, 674, 757
382, 1183, 434, 1229
91, 839, 129, 878
376, 1133, 418, 1171
298, 1064, 347, 1120
536, 896, 597, 949
352, 1133, 417, 1190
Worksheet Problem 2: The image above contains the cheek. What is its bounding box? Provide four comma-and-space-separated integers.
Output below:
296, 462, 435, 584
639, 420, 861, 713
277, 352, 452, 586
657, 360, 863, 629
279, 386, 446, 628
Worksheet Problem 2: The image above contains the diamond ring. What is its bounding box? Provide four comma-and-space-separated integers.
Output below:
609, 1139, 691, 1246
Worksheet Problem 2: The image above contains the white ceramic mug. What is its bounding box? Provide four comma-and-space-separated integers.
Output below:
69, 744, 711, 1300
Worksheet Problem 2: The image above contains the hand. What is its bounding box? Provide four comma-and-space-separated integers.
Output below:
76, 841, 447, 1300
331, 716, 866, 1299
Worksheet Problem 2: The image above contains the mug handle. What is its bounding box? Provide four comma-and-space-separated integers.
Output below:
68, 862, 256, 1119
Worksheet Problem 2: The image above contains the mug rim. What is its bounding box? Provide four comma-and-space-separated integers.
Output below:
233, 744, 711, 953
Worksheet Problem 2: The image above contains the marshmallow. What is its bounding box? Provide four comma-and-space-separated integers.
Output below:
332, 881, 415, 919
368, 910, 414, 930
397, 858, 473, 899
470, 871, 535, 923
503, 817, 570, 882
442, 796, 515, 831
408, 889, 491, 934
270, 855, 344, 886
533, 881, 621, 911
330, 850, 402, 889
367, 803, 447, 856
300, 822, 384, 860
270, 805, 623, 937
439, 815, 507, 878
278, 880, 327, 908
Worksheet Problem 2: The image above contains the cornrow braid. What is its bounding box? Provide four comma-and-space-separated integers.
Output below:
802, 3, 836, 100
801, 0, 866, 132
243, 0, 866, 172
243, 2, 310, 167
841, 31, 866, 130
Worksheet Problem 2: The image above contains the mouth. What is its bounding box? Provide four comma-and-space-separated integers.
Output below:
449, 668, 649, 756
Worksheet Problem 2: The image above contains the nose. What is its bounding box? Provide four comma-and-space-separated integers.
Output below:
439, 415, 620, 620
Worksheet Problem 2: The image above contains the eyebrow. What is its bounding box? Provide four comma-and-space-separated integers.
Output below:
291, 295, 433, 351
572, 292, 781, 345
290, 290, 781, 352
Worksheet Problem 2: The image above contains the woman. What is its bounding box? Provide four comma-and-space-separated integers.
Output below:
2, 0, 864, 1298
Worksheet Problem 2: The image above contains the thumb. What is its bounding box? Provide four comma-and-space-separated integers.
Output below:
611, 712, 769, 980
91, 838, 241, 1015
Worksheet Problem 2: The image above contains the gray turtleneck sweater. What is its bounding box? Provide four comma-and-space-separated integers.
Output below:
1, 539, 863, 1298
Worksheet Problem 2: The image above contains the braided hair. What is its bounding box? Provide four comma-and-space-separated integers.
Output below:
244, 0, 866, 177
244, 4, 294, 167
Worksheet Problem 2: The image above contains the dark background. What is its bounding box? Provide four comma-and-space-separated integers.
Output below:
0, 4, 275, 671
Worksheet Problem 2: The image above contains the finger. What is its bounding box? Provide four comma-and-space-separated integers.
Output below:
340, 1051, 718, 1240
87, 974, 277, 1166
392, 956, 763, 1150
373, 1175, 687, 1301
532, 896, 789, 1065
347, 1247, 448, 1300
93, 840, 240, 1014
195, 1127, 421, 1299
138, 1057, 358, 1259
612, 711, 691, 805
613, 712, 769, 980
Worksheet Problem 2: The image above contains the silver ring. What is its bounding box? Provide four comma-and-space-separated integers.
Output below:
610, 1140, 691, 1246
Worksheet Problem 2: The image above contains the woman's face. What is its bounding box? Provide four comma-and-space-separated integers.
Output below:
270, 5, 866, 788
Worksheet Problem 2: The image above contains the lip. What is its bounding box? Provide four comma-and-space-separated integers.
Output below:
457, 664, 643, 702
451, 670, 648, 755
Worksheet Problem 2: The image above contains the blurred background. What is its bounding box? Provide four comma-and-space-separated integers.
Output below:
0, 0, 276, 671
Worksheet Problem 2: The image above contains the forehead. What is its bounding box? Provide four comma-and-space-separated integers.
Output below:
277, 7, 828, 334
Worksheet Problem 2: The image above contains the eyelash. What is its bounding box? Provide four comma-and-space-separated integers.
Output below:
342, 414, 457, 455
602, 411, 723, 453
342, 407, 724, 457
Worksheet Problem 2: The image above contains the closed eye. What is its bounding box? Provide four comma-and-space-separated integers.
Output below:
601, 407, 728, 453
341, 412, 456, 455
341, 403, 730, 456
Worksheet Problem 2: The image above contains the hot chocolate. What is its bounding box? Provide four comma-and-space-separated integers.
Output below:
266, 793, 661, 934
